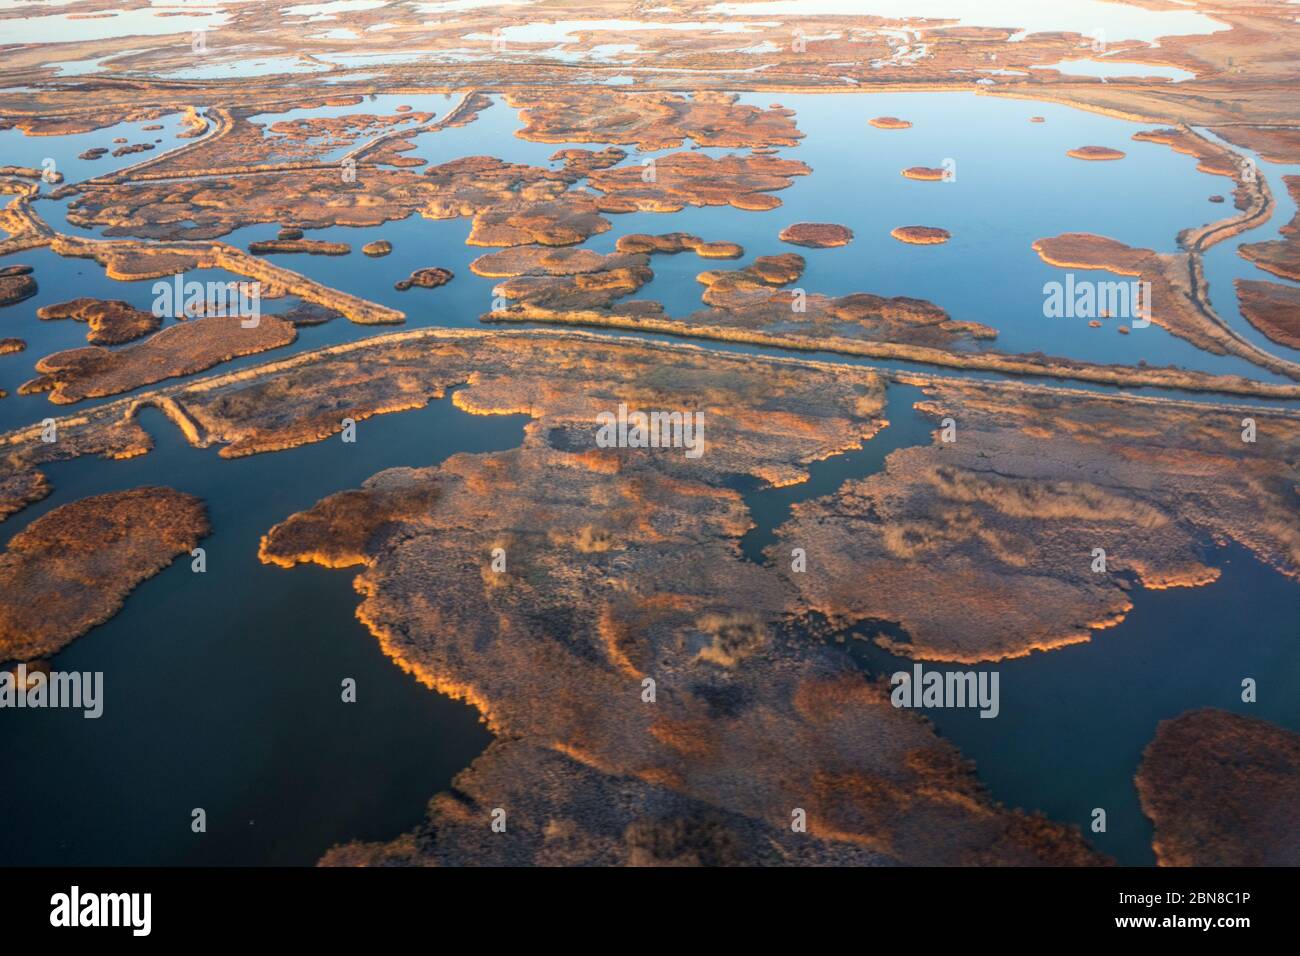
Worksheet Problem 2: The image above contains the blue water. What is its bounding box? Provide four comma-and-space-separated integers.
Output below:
0, 397, 524, 865
848, 540, 1300, 866
0, 111, 199, 185
25, 91, 1288, 383
0, 249, 296, 434
1197, 129, 1300, 362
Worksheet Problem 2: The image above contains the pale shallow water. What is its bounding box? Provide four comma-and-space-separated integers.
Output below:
1032, 58, 1196, 82
0, 8, 229, 44
283, 0, 386, 20
706, 0, 1226, 41
52, 51, 143, 77
162, 56, 333, 81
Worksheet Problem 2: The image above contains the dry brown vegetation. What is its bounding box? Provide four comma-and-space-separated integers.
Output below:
3, 0, 1300, 867
23, 314, 297, 404
249, 239, 351, 256
0, 324, 1294, 863
615, 233, 743, 259
1034, 232, 1300, 380
1066, 146, 1126, 161
36, 298, 160, 345
777, 378, 1300, 662
394, 267, 453, 291
507, 89, 802, 150
1137, 709, 1300, 866
1235, 279, 1300, 350
779, 222, 854, 247
0, 487, 208, 662
891, 226, 951, 245
0, 265, 37, 307
587, 152, 810, 213
1239, 175, 1300, 281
